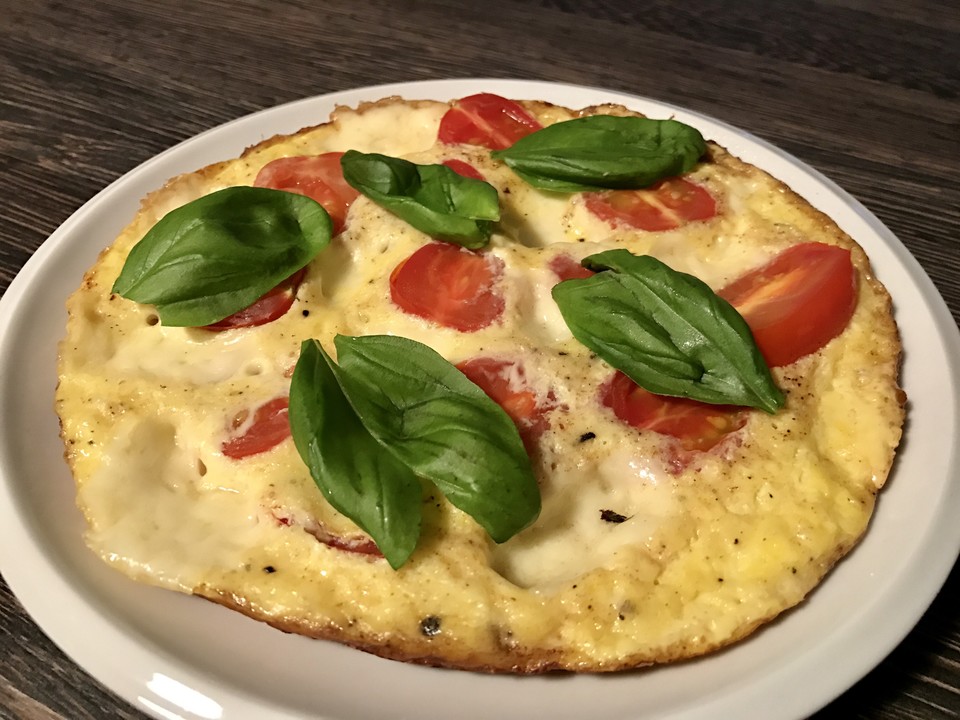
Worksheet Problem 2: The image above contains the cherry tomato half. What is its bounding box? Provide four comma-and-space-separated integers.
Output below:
601, 372, 747, 452
221, 397, 291, 460
390, 242, 505, 332
585, 178, 717, 232
205, 268, 305, 330
254, 153, 359, 235
457, 357, 551, 451
442, 159, 486, 181
548, 253, 595, 282
310, 526, 383, 557
720, 242, 857, 367
438, 93, 542, 150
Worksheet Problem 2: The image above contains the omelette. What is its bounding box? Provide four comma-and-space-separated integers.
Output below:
56, 96, 904, 671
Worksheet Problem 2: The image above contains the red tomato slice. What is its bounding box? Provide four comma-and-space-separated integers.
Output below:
308, 525, 383, 557
254, 153, 359, 234
548, 253, 595, 282
319, 534, 382, 556
458, 357, 551, 451
719, 243, 857, 367
601, 372, 747, 452
222, 397, 291, 459
390, 242, 505, 332
442, 159, 486, 181
585, 178, 717, 232
205, 268, 305, 330
438, 93, 542, 150
270, 508, 384, 558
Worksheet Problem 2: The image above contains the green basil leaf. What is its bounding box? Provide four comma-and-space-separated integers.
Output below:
340, 150, 500, 249
333, 334, 540, 543
552, 250, 785, 413
112, 186, 332, 326
490, 116, 707, 192
288, 339, 422, 570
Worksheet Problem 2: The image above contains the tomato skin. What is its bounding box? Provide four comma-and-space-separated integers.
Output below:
719, 243, 857, 367
585, 178, 717, 232
438, 93, 542, 150
390, 242, 505, 332
457, 357, 551, 451
442, 159, 486, 181
254, 153, 359, 234
222, 397, 291, 459
601, 372, 747, 452
310, 526, 383, 557
548, 253, 595, 282
204, 268, 305, 330
270, 507, 384, 558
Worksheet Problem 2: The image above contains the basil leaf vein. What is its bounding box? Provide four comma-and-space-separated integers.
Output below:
552, 250, 784, 413
340, 151, 500, 248
112, 187, 332, 326
491, 115, 707, 192
333, 335, 540, 543
288, 339, 422, 570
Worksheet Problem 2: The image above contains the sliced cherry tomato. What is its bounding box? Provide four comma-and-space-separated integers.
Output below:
306, 522, 383, 557
390, 242, 504, 332
205, 268, 305, 330
457, 357, 551, 451
585, 178, 717, 232
548, 253, 595, 282
719, 243, 857, 367
442, 159, 486, 181
601, 372, 747, 452
438, 93, 542, 150
269, 507, 384, 558
222, 397, 291, 459
316, 532, 383, 557
254, 153, 360, 234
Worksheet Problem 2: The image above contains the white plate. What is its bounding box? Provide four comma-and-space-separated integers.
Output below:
1, 79, 958, 720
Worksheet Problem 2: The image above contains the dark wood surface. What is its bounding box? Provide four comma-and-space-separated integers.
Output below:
2, 0, 958, 718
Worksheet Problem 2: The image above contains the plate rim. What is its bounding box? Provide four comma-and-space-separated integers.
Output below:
1, 77, 958, 720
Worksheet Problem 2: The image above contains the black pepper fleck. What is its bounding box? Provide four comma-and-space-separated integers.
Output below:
578, 431, 596, 443
600, 509, 628, 523
420, 615, 442, 637
263, 565, 276, 574
302, 310, 310, 317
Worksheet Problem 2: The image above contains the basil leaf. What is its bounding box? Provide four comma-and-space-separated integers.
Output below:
333, 334, 540, 543
490, 116, 707, 192
552, 250, 784, 413
340, 151, 500, 249
288, 339, 422, 570
113, 186, 332, 327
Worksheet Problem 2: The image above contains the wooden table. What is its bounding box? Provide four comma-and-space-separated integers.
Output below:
2, 1, 958, 717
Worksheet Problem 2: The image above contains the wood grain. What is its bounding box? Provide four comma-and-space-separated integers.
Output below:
1, 0, 958, 718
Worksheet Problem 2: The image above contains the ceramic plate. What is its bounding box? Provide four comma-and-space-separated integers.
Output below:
1, 79, 958, 720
